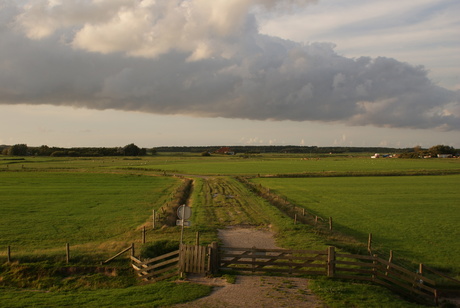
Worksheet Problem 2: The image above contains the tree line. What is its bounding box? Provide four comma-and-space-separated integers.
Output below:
1, 143, 457, 157
0, 143, 152, 157
153, 145, 414, 154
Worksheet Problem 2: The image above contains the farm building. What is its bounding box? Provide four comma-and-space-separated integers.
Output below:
214, 147, 235, 155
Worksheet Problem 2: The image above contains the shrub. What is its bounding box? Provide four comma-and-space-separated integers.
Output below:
140, 240, 180, 259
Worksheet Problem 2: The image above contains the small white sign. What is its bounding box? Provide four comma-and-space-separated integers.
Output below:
176, 220, 191, 226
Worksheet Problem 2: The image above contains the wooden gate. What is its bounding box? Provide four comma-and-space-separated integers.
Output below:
218, 246, 327, 275
130, 243, 440, 305
131, 244, 210, 281
214, 245, 439, 305
179, 244, 209, 274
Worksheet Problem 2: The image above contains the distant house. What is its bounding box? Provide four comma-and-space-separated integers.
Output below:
214, 147, 235, 155
437, 154, 453, 158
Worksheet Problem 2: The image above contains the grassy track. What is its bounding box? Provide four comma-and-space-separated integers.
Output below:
192, 177, 271, 227
251, 175, 460, 275
0, 171, 179, 256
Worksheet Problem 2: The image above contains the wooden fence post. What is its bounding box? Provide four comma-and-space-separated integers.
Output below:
294, 214, 297, 225
209, 242, 219, 275
251, 246, 256, 273
179, 244, 184, 278
152, 209, 156, 229
386, 250, 393, 276
142, 226, 146, 244
302, 208, 305, 216
7, 246, 11, 263
66, 243, 70, 264
327, 246, 335, 277
372, 254, 378, 280
329, 217, 333, 230
195, 231, 200, 246
367, 233, 372, 255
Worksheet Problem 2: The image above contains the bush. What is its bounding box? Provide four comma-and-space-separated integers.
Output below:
140, 240, 179, 259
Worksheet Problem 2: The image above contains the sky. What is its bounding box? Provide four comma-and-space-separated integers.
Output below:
0, 0, 459, 149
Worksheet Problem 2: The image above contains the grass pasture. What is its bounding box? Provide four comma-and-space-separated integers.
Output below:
1, 155, 459, 306
251, 175, 460, 276
0, 171, 180, 257
0, 280, 212, 307
116, 154, 460, 176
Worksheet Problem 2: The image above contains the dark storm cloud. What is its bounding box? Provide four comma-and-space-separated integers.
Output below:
0, 0, 458, 130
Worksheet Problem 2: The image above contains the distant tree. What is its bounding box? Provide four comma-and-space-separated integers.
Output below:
149, 148, 157, 155
123, 143, 141, 156
8, 144, 28, 156
35, 145, 53, 156
398, 152, 420, 158
201, 151, 211, 156
428, 145, 456, 156
50, 151, 67, 157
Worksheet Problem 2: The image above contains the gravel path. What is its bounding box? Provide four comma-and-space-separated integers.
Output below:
171, 227, 324, 308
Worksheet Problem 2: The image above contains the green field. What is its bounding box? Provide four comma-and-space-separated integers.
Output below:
251, 175, 460, 275
1, 155, 459, 306
3, 155, 459, 176
0, 280, 211, 307
122, 155, 460, 175
0, 171, 179, 255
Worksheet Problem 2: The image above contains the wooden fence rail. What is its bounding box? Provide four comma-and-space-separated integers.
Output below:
102, 244, 134, 264
216, 245, 439, 305
131, 249, 181, 282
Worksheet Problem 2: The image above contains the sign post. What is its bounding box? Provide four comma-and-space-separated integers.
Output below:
177, 205, 191, 245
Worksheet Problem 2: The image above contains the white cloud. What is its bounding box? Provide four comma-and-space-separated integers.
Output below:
15, 0, 317, 60
0, 0, 458, 134
259, 0, 460, 90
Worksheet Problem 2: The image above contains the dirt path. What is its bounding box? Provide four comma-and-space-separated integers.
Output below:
171, 227, 324, 308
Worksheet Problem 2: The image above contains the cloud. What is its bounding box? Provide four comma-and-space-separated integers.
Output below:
0, 0, 459, 131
